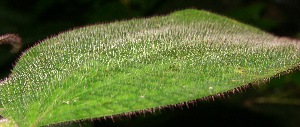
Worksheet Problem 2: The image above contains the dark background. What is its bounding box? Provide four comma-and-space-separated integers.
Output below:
1, 0, 300, 127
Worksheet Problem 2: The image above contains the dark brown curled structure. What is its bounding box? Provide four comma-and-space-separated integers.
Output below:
0, 34, 22, 53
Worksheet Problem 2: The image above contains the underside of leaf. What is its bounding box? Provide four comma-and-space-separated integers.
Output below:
0, 9, 299, 127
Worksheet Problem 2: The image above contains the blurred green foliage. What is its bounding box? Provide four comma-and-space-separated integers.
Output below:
1, 0, 300, 127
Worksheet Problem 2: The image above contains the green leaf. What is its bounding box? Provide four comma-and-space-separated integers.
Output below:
0, 9, 299, 127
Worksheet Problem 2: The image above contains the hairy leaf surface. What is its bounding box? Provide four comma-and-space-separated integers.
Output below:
0, 9, 299, 127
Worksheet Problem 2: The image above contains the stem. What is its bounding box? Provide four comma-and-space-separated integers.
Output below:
0, 34, 22, 53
